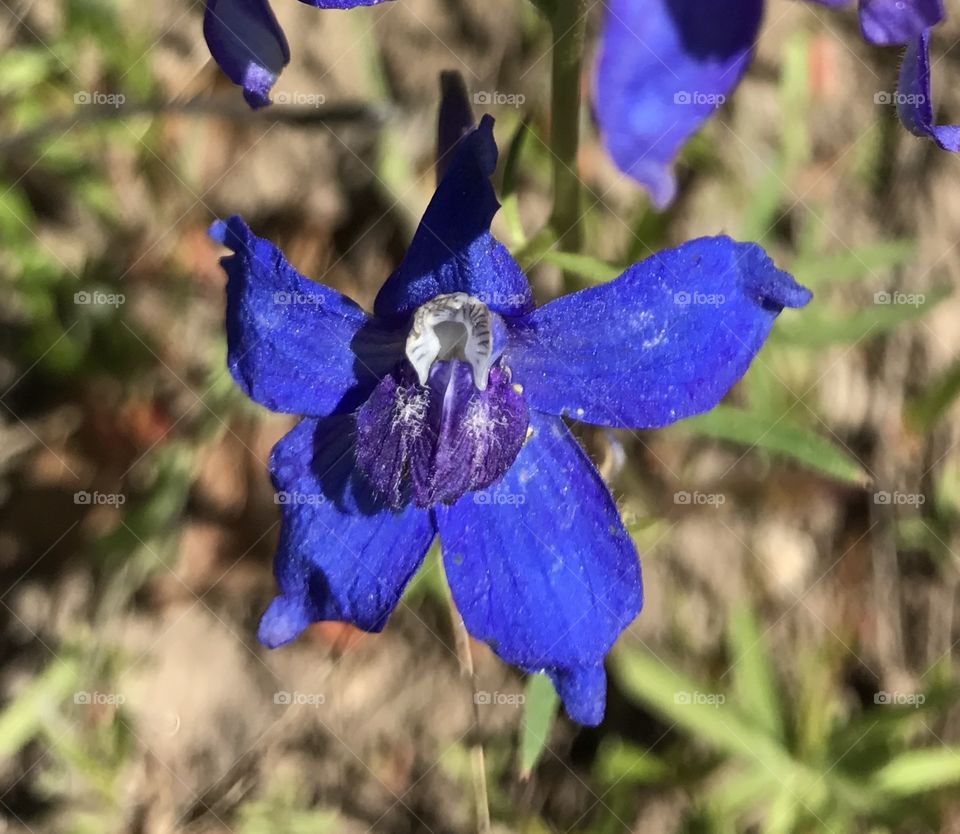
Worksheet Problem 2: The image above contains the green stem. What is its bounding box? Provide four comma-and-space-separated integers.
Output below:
449, 596, 490, 834
547, 0, 588, 253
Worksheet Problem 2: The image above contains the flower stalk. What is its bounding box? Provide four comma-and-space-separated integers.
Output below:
449, 596, 491, 834
547, 0, 588, 253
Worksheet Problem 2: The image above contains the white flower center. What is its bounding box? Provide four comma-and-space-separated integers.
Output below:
405, 293, 494, 390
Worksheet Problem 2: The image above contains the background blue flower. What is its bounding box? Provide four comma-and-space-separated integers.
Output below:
204, 0, 392, 107
594, 0, 955, 207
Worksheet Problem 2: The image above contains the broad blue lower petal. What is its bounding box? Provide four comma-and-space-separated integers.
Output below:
212, 215, 404, 417
373, 116, 534, 319
258, 416, 436, 647
594, 0, 763, 208
506, 236, 812, 429
859, 0, 943, 45
203, 0, 290, 109
355, 362, 528, 508
436, 413, 642, 725
897, 32, 960, 152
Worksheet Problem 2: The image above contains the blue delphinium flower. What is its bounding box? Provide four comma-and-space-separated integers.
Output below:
210, 76, 812, 725
594, 0, 955, 208
203, 0, 392, 108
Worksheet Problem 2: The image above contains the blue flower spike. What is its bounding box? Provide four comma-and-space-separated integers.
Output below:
211, 73, 812, 726
594, 0, 954, 206
203, 0, 393, 107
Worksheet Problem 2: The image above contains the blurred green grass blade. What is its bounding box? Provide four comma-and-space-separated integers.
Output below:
872, 749, 960, 796
500, 194, 527, 248
536, 249, 621, 284
501, 119, 529, 201
727, 606, 784, 741
762, 788, 801, 834
739, 164, 786, 243
775, 286, 949, 348
0, 48, 54, 96
519, 673, 559, 777
611, 649, 793, 775
906, 358, 960, 433
0, 655, 81, 757
680, 405, 871, 486
779, 33, 812, 174
594, 738, 669, 785
791, 240, 915, 289
707, 767, 779, 817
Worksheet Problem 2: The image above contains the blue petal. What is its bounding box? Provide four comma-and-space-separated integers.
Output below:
897, 32, 960, 152
859, 0, 943, 45
204, 0, 290, 109
212, 215, 405, 417
506, 236, 812, 429
374, 116, 534, 319
594, 0, 763, 208
436, 413, 642, 726
258, 416, 436, 647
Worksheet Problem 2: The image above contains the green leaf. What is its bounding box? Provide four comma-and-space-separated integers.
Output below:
611, 648, 795, 778
906, 358, 960, 433
0, 654, 82, 757
594, 738, 670, 786
501, 119, 530, 201
791, 240, 915, 289
519, 673, 559, 777
706, 767, 780, 817
679, 405, 872, 487
740, 162, 788, 243
535, 249, 621, 284
0, 48, 54, 95
727, 606, 784, 741
763, 789, 802, 834
872, 748, 960, 796
775, 286, 949, 349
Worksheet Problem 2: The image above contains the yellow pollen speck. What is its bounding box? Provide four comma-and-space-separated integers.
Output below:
512, 383, 524, 394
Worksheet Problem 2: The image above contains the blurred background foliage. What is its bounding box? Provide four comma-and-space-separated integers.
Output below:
3, 0, 960, 831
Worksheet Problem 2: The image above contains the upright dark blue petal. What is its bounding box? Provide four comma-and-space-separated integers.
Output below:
355, 362, 529, 508
506, 236, 811, 429
258, 416, 436, 648
897, 32, 960, 152
436, 413, 642, 726
374, 116, 534, 319
859, 0, 943, 45
204, 0, 290, 109
212, 216, 405, 417
437, 71, 476, 182
594, 0, 763, 208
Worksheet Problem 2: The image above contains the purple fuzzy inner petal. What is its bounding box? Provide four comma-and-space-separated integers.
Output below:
355, 366, 432, 507
355, 361, 528, 508
413, 362, 528, 506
